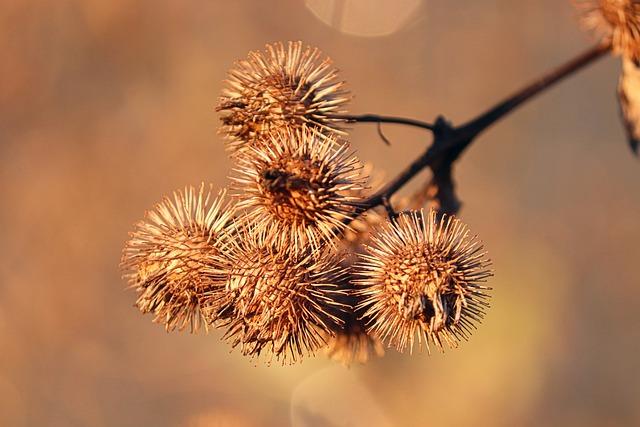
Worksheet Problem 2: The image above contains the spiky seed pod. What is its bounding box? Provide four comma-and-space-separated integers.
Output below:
213, 221, 347, 365
319, 268, 384, 366
232, 127, 366, 252
325, 322, 385, 366
340, 209, 386, 255
355, 209, 493, 353
216, 41, 350, 152
121, 185, 235, 333
324, 315, 385, 366
576, 0, 640, 61
339, 165, 388, 254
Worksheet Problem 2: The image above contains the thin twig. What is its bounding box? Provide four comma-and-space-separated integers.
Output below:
331, 113, 435, 131
346, 43, 610, 225
456, 42, 612, 151
381, 196, 397, 221
376, 122, 392, 145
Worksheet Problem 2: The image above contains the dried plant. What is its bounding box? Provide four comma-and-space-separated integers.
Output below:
211, 222, 347, 364
122, 1, 638, 366
121, 185, 234, 332
576, 1, 640, 152
355, 210, 492, 353
577, 0, 640, 61
231, 126, 365, 252
324, 317, 385, 366
619, 57, 640, 151
216, 41, 349, 153
317, 266, 385, 366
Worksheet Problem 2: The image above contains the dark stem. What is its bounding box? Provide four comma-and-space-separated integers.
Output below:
457, 42, 611, 146
381, 196, 398, 221
352, 144, 439, 216
331, 113, 435, 131
347, 43, 610, 223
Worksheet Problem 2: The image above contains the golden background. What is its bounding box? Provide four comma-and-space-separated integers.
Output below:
1, 1, 638, 426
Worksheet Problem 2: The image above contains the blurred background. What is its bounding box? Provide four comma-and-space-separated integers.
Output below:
1, 0, 639, 426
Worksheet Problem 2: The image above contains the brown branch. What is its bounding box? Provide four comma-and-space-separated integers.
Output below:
346, 43, 610, 224
455, 42, 611, 152
331, 113, 435, 131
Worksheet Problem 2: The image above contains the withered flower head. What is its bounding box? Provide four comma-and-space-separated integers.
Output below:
339, 165, 388, 253
321, 271, 384, 366
577, 0, 640, 61
232, 127, 366, 252
355, 210, 492, 353
618, 57, 640, 153
216, 41, 350, 152
214, 222, 346, 365
121, 185, 235, 333
324, 316, 385, 366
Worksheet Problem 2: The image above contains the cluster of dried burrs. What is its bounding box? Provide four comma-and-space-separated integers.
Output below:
122, 1, 640, 365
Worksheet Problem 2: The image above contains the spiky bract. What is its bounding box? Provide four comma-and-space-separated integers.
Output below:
213, 222, 347, 365
121, 185, 234, 332
216, 41, 350, 152
232, 127, 366, 252
324, 316, 385, 366
355, 210, 492, 353
577, 0, 640, 61
320, 269, 384, 366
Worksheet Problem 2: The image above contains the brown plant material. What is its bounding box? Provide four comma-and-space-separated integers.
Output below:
232, 127, 366, 252
216, 41, 350, 152
618, 58, 640, 153
321, 270, 384, 366
577, 0, 640, 61
324, 315, 384, 366
340, 209, 386, 254
213, 222, 347, 365
339, 164, 388, 253
355, 209, 492, 353
121, 185, 235, 332
120, 34, 618, 365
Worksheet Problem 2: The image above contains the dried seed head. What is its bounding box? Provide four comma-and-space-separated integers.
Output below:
319, 269, 384, 366
214, 222, 347, 365
324, 315, 385, 366
340, 209, 386, 254
576, 0, 640, 61
618, 57, 640, 153
216, 41, 350, 152
232, 127, 366, 252
339, 164, 388, 253
355, 210, 493, 353
121, 185, 235, 332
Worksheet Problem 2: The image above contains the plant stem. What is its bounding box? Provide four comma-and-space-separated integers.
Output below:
349, 43, 610, 222
456, 42, 611, 148
331, 113, 435, 131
